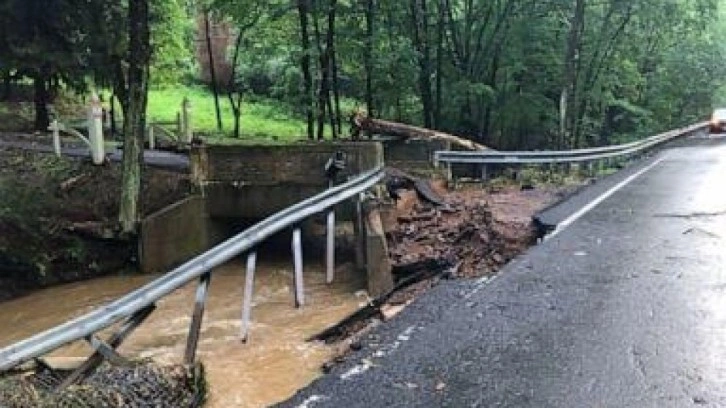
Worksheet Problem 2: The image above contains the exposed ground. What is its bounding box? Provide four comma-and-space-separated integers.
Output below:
387, 184, 567, 278
312, 176, 578, 348
0, 139, 190, 301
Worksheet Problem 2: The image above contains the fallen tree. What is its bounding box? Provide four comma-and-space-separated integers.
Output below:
350, 112, 490, 151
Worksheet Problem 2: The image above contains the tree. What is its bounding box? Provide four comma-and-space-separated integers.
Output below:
297, 0, 316, 139
204, 10, 224, 132
118, 0, 151, 234
0, 0, 88, 130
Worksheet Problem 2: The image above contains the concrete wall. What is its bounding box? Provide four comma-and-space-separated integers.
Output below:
139, 196, 208, 274
142, 142, 393, 296
382, 139, 449, 178
191, 142, 383, 219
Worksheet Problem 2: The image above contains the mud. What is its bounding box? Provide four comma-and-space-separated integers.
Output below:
387, 184, 566, 278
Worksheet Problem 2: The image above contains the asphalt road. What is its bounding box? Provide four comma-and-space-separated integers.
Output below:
0, 140, 189, 171
278, 133, 726, 407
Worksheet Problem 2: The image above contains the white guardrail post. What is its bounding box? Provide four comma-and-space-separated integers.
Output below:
49, 119, 62, 157
88, 92, 105, 165
181, 97, 192, 143
148, 125, 156, 150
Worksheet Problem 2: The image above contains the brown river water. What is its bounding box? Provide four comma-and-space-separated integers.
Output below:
0, 260, 366, 407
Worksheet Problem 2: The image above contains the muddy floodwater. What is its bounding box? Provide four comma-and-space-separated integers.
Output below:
0, 260, 366, 407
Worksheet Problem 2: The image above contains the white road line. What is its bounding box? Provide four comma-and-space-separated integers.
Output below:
295, 395, 328, 408
545, 155, 667, 240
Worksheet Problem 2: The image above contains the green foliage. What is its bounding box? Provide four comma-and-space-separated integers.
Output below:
150, 0, 195, 86
2, 0, 726, 146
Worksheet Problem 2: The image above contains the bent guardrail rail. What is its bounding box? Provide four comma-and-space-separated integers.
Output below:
0, 165, 384, 379
434, 122, 708, 166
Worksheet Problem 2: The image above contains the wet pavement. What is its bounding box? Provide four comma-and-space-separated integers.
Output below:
0, 139, 189, 171
279, 134, 726, 407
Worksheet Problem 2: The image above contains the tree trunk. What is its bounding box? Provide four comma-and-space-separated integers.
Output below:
297, 0, 315, 140
110, 93, 117, 137
205, 11, 223, 132
351, 112, 490, 150
434, 0, 445, 128
119, 0, 150, 234
2, 71, 12, 101
411, 0, 434, 128
364, 0, 375, 121
33, 72, 50, 131
228, 27, 245, 138
232, 97, 242, 138
559, 0, 585, 149
328, 0, 342, 136
312, 4, 329, 140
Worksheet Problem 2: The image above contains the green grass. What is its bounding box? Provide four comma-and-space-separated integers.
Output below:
146, 86, 313, 144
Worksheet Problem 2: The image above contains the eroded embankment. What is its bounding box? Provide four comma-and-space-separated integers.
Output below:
311, 177, 572, 345
0, 144, 189, 300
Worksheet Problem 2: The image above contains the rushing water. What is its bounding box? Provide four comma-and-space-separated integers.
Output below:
0, 260, 366, 407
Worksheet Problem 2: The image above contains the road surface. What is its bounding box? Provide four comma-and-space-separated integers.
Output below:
279, 134, 726, 407
0, 139, 189, 171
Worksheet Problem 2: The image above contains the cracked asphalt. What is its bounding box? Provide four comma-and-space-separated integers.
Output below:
278, 133, 726, 407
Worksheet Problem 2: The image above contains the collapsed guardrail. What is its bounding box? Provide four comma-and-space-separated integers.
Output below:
0, 165, 384, 387
434, 122, 708, 177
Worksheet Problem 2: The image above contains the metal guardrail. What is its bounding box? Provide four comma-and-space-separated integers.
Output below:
434, 122, 708, 165
0, 165, 384, 374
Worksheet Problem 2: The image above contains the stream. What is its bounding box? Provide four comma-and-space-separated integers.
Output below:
0, 259, 366, 407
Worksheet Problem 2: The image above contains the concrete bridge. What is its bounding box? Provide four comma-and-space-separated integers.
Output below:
138, 139, 452, 299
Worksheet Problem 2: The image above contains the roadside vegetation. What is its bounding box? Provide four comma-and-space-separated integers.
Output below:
3, 0, 725, 148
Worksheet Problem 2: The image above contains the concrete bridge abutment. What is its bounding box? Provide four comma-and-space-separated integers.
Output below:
140, 141, 393, 297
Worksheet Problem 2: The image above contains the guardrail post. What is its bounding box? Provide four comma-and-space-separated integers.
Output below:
49, 119, 62, 157
585, 161, 595, 178
148, 125, 155, 150
480, 164, 488, 184
353, 193, 367, 273
185, 272, 211, 365
326, 208, 336, 284
292, 226, 305, 307
240, 251, 257, 342
88, 92, 105, 165
176, 112, 183, 140
182, 97, 193, 143
57, 304, 156, 390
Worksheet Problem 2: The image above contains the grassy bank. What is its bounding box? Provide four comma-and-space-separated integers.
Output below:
147, 87, 310, 144
0, 84, 351, 144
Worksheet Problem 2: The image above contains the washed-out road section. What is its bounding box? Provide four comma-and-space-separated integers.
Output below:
278, 134, 726, 407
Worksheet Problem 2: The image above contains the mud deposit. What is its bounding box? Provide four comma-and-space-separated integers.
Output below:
388, 185, 565, 278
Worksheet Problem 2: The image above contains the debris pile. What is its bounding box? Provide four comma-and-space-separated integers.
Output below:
0, 361, 206, 408
387, 191, 538, 279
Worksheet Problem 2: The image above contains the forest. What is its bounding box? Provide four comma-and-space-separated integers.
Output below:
2, 0, 725, 148
1, 0, 726, 229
